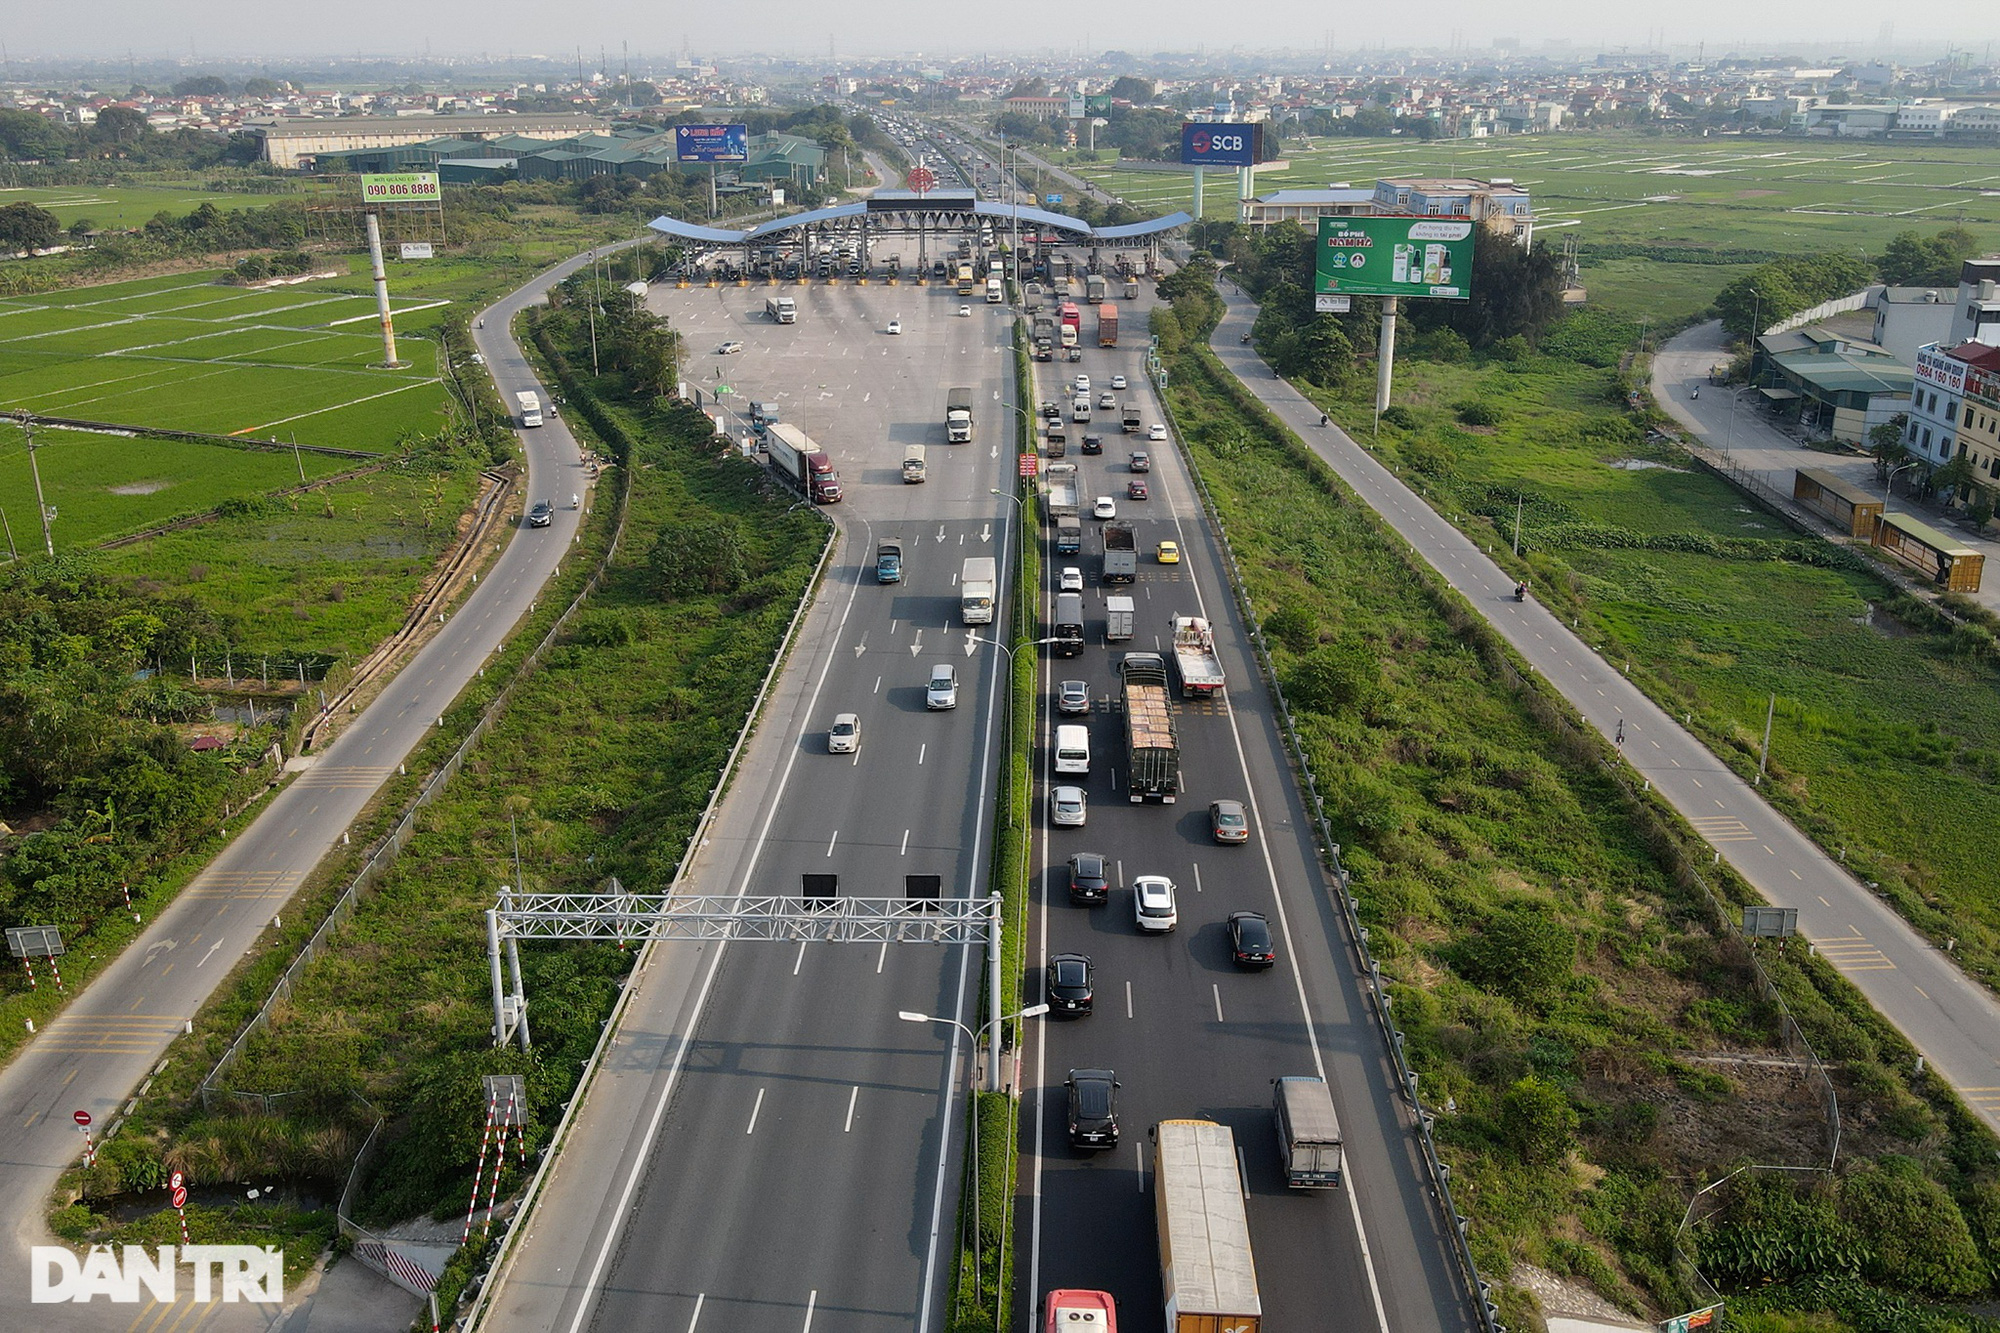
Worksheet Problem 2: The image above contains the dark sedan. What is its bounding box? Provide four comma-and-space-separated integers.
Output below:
1045, 953, 1093, 1015
1066, 1068, 1119, 1148
1228, 911, 1276, 969
1067, 852, 1108, 905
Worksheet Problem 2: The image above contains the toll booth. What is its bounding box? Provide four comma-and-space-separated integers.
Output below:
1871, 511, 1985, 592
1793, 468, 1883, 539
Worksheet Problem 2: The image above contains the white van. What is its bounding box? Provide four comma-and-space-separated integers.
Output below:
1054, 724, 1090, 775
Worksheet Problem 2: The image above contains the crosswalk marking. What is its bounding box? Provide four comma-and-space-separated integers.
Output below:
1816, 934, 1896, 971
291, 764, 394, 790
34, 1014, 187, 1054
1689, 815, 1757, 842
185, 867, 301, 902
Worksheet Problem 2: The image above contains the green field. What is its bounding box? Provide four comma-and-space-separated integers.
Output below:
0, 270, 451, 451
0, 182, 311, 229
1070, 132, 2000, 321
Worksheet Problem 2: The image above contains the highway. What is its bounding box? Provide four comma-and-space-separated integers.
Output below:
1207, 288, 2000, 1137
482, 266, 1021, 1333
0, 245, 617, 1330
1012, 287, 1473, 1332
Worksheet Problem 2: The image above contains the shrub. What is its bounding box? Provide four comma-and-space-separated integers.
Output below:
1498, 1075, 1577, 1164
1456, 399, 1502, 427
1840, 1157, 1987, 1298
1379, 405, 1418, 431
1457, 905, 1577, 1002
1262, 605, 1319, 654
1285, 636, 1379, 714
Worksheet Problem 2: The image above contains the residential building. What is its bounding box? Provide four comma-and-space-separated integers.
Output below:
1753, 327, 1913, 444
1370, 176, 1534, 245
1949, 358, 2000, 490
1947, 258, 2000, 348
1905, 341, 2000, 469
1869, 286, 1958, 363
1240, 186, 1376, 228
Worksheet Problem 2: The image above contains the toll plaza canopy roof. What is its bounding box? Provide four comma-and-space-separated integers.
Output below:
649, 198, 1191, 247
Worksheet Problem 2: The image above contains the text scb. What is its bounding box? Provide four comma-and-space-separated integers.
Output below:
32, 1246, 284, 1303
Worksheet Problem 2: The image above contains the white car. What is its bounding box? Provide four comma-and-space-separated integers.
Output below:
1110, 374, 1127, 390
1050, 785, 1088, 827
1073, 374, 1091, 394
1092, 496, 1117, 520
887, 319, 903, 335
1147, 423, 1168, 441
717, 340, 745, 354
926, 664, 958, 710
959, 305, 972, 316
1060, 566, 1084, 593
828, 713, 860, 754
1133, 875, 1178, 933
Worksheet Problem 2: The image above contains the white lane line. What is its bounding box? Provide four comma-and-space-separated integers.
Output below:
793, 942, 807, 976
919, 743, 927, 765
827, 829, 839, 856
803, 1288, 818, 1331
876, 941, 888, 974
1135, 1141, 1146, 1191
845, 1086, 860, 1132
874, 675, 881, 694
1212, 984, 1224, 1023
901, 829, 911, 855
1116, 859, 1125, 888
1192, 864, 1202, 893
746, 1088, 766, 1135
686, 1293, 705, 1332
1125, 980, 1134, 1018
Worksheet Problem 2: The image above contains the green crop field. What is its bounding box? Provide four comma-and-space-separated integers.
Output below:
0, 183, 313, 229
0, 270, 451, 451
1071, 132, 2000, 322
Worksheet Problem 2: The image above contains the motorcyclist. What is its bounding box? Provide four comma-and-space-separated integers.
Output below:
1691, 385, 1700, 400
1513, 581, 1528, 602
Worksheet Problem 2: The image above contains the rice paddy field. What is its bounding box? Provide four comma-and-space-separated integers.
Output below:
0, 181, 314, 229
1068, 132, 2000, 323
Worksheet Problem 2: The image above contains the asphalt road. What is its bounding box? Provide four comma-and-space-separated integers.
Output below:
0, 245, 623, 1330
481, 265, 1022, 1333
1209, 290, 2000, 1136
1012, 289, 1472, 1333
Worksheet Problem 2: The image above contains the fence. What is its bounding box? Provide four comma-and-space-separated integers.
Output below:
1762, 285, 1878, 338
198, 435, 638, 1108
1159, 339, 1846, 1331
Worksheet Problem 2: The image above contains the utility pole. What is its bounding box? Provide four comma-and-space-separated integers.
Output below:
1513, 494, 1523, 555
1757, 694, 1776, 785
20, 416, 54, 557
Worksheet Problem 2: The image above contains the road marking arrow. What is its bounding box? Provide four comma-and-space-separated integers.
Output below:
980, 523, 991, 543
963, 631, 981, 656
910, 630, 924, 657
936, 525, 947, 542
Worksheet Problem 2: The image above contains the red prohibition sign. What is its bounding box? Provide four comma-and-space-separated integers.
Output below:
170, 1186, 188, 1210
72, 1111, 91, 1128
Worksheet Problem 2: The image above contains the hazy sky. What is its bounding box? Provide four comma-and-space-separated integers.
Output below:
6, 0, 1998, 63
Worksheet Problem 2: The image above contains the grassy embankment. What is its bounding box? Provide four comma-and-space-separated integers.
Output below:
1150, 284, 2000, 1332
49, 287, 827, 1323
1289, 311, 2000, 994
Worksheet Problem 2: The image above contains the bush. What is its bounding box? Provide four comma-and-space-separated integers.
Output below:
1455, 399, 1502, 427
1841, 1157, 1987, 1298
1498, 1075, 1577, 1165
1285, 636, 1379, 714
49, 1203, 104, 1244
1457, 905, 1576, 1002
1379, 405, 1418, 431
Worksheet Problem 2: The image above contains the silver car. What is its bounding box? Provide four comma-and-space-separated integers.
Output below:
1057, 680, 1090, 715
828, 713, 860, 754
1050, 785, 1087, 827
926, 664, 958, 710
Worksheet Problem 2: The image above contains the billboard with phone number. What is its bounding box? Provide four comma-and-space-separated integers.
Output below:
1180, 122, 1262, 166
360, 172, 440, 203
1315, 216, 1474, 300
675, 123, 749, 162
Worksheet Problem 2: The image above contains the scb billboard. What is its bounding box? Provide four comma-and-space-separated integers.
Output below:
674, 124, 749, 163
1180, 122, 1262, 167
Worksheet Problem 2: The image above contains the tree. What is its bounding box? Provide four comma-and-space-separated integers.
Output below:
1497, 1076, 1577, 1165
1878, 226, 1981, 287
1840, 1157, 1987, 1297
171, 75, 231, 98
0, 203, 61, 251
1107, 76, 1155, 103
89, 106, 151, 150
0, 108, 71, 162
1868, 416, 1909, 474
1005, 78, 1049, 99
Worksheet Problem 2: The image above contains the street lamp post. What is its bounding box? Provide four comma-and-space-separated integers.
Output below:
900, 1004, 1049, 1095
1886, 460, 1921, 508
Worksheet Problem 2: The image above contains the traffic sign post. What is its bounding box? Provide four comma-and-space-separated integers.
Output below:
169, 1170, 189, 1244
73, 1110, 95, 1168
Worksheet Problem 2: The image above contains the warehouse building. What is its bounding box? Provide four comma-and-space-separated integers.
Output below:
252, 113, 600, 169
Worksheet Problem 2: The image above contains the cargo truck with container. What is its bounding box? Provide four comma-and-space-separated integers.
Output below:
961, 556, 997, 625
1033, 316, 1057, 361
764, 295, 797, 324
1055, 516, 1082, 555
903, 444, 927, 483
1123, 275, 1140, 299
1272, 1076, 1344, 1189
1122, 403, 1143, 433
1170, 615, 1226, 698
1052, 593, 1085, 657
1043, 462, 1080, 518
946, 387, 974, 443
1120, 653, 1180, 802
764, 422, 842, 504
1105, 595, 1135, 641
1085, 273, 1107, 303
515, 391, 544, 428
876, 540, 903, 584
1097, 303, 1119, 347
1152, 1119, 1262, 1332
1101, 522, 1137, 583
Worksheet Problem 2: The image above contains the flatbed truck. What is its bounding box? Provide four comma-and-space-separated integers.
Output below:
1170, 615, 1226, 698
1120, 652, 1180, 802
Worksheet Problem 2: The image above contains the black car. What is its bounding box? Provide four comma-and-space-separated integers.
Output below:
1067, 852, 1108, 905
1081, 435, 1103, 455
526, 500, 554, 528
1066, 1068, 1119, 1148
1046, 953, 1093, 1015
1228, 911, 1276, 969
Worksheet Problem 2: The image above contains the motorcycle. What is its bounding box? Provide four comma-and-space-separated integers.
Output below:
1691, 386, 1700, 400
1513, 583, 1528, 603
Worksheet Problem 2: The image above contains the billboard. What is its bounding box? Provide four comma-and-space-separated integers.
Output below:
1315, 216, 1475, 301
1180, 122, 1262, 167
1068, 96, 1086, 120
398, 241, 434, 260
1086, 94, 1113, 114
674, 123, 749, 163
360, 172, 440, 204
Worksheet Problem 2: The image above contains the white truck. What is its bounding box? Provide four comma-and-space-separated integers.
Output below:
1154, 1120, 1262, 1332
765, 295, 797, 323
515, 391, 544, 428
1101, 521, 1137, 583
1105, 595, 1135, 641
985, 275, 1003, 304
946, 387, 974, 443
961, 556, 997, 625
903, 444, 927, 483
1043, 462, 1080, 519
1170, 614, 1226, 699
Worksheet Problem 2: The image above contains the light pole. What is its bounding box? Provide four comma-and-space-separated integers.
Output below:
900, 1004, 1049, 1095
1886, 460, 1921, 508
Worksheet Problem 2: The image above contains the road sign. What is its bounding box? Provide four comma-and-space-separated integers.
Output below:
1018, 454, 1040, 478
171, 1186, 188, 1209
1315, 216, 1474, 301
907, 165, 937, 194
171, 1171, 184, 1189
1045, 193, 1063, 204
73, 1111, 91, 1128
1741, 906, 1799, 939
1315, 294, 1352, 313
